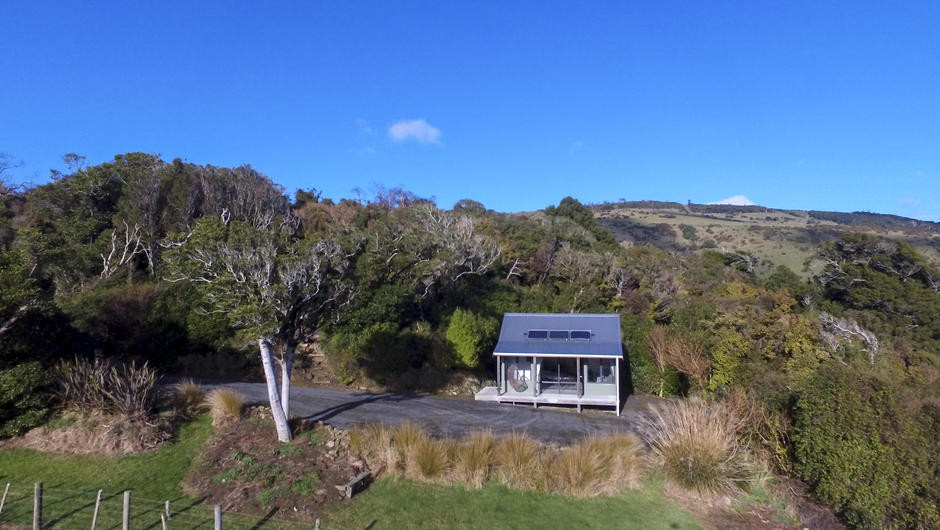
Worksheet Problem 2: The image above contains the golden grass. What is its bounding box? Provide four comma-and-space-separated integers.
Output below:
350, 424, 397, 475
175, 379, 205, 413
408, 437, 450, 480
494, 432, 543, 490
348, 424, 652, 498
452, 430, 496, 488
205, 388, 244, 425
644, 397, 754, 496
552, 434, 646, 497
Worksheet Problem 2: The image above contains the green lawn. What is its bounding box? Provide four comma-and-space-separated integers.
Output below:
0, 417, 702, 530
326, 477, 702, 530
0, 417, 219, 529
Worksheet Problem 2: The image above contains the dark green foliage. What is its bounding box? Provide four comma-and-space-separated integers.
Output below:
546, 197, 619, 251
445, 308, 498, 369
678, 224, 698, 241
0, 362, 49, 437
763, 265, 812, 302
793, 364, 938, 528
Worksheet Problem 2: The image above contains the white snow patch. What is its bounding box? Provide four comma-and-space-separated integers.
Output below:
708, 195, 756, 206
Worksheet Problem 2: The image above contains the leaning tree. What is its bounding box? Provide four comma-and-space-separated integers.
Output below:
165, 170, 353, 441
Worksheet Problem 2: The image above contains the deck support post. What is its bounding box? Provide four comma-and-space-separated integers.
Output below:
497, 356, 503, 395
615, 357, 621, 416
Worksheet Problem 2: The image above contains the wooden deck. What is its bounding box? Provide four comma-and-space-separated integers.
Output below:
474, 386, 619, 413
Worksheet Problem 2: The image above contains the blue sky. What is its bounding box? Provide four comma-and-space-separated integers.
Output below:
1, 1, 938, 220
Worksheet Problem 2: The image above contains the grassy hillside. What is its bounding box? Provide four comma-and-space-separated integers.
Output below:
592, 201, 940, 277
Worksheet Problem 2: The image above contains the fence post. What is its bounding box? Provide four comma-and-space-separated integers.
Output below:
213, 504, 221, 530
160, 513, 167, 530
90, 490, 102, 530
165, 500, 170, 520
0, 483, 9, 518
122, 491, 131, 530
33, 482, 42, 530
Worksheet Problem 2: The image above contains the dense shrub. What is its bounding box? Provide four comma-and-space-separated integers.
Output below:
445, 308, 498, 369
0, 362, 49, 437
793, 364, 938, 528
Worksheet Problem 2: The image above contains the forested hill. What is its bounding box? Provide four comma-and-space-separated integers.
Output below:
1, 153, 938, 528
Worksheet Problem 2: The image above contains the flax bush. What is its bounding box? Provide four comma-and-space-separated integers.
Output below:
53, 357, 160, 419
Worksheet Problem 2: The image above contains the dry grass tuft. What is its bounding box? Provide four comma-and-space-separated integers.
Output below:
452, 430, 496, 488
551, 434, 646, 497
554, 440, 610, 497
644, 397, 754, 496
602, 434, 646, 491
408, 437, 450, 480
175, 379, 205, 414
495, 432, 543, 490
350, 424, 398, 475
206, 388, 244, 425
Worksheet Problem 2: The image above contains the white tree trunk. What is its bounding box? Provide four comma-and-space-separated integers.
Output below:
280, 344, 295, 420
259, 338, 292, 442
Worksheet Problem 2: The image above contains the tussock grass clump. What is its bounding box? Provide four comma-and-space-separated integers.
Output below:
601, 434, 646, 491
453, 430, 496, 488
554, 440, 610, 497
351, 424, 396, 474
408, 437, 450, 480
206, 388, 244, 425
552, 434, 646, 497
175, 379, 205, 414
495, 432, 543, 490
644, 397, 754, 496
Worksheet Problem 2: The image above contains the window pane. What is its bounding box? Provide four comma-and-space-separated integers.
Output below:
527, 330, 548, 339
549, 330, 569, 340
570, 330, 591, 340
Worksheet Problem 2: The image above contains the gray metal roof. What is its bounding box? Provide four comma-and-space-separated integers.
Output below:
493, 313, 623, 358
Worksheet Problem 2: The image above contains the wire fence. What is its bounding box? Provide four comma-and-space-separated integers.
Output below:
0, 482, 328, 530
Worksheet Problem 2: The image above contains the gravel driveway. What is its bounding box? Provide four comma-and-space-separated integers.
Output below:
212, 382, 657, 445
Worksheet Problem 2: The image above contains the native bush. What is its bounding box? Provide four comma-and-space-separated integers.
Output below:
445, 308, 498, 369
0, 362, 50, 437
792, 364, 938, 528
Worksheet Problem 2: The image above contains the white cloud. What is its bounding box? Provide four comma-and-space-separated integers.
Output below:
708, 195, 756, 206
388, 119, 441, 144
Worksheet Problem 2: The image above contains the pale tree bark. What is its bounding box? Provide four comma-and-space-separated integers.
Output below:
279, 344, 295, 419
259, 338, 292, 442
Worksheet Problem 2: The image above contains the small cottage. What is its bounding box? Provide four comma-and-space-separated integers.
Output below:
474, 313, 625, 415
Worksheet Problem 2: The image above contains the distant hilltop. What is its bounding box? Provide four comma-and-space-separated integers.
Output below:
708, 195, 756, 206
